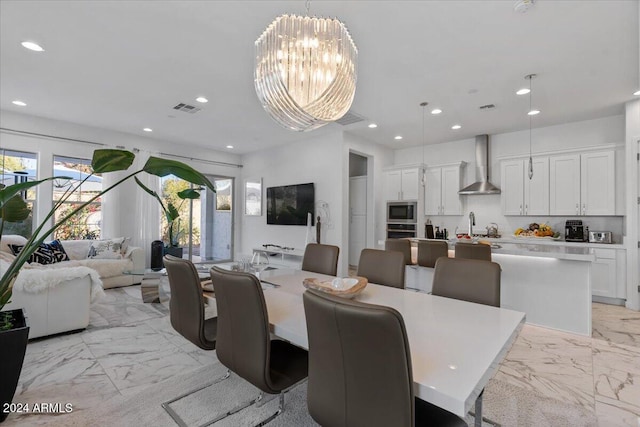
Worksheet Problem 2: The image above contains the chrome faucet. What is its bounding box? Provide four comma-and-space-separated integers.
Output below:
468, 211, 475, 237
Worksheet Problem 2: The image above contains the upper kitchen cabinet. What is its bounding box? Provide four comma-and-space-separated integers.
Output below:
384, 167, 420, 201
424, 163, 465, 215
549, 150, 615, 216
501, 157, 549, 216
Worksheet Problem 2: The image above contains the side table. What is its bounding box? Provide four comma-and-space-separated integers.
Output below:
124, 269, 167, 303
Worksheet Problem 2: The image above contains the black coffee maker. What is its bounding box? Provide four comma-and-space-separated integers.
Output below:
565, 220, 587, 242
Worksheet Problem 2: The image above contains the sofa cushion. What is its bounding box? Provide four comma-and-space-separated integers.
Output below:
87, 237, 128, 259
60, 240, 93, 260
0, 234, 28, 254
9, 240, 70, 265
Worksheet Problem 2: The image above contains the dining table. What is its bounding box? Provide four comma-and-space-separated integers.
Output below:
204, 267, 525, 426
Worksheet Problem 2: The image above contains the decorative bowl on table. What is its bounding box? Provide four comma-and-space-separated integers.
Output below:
302, 276, 368, 299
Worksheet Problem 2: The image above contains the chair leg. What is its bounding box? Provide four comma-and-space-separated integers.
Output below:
201, 392, 264, 427
254, 391, 285, 427
162, 369, 231, 427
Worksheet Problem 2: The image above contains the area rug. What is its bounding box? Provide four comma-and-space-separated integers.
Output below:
66, 358, 597, 427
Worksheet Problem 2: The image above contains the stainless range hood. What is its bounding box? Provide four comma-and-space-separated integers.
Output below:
458, 135, 501, 195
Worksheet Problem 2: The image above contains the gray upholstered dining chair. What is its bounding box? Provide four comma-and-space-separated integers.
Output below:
161, 255, 230, 425
385, 238, 413, 265
209, 267, 309, 425
454, 242, 492, 261
303, 289, 467, 427
417, 240, 449, 268
432, 257, 501, 307
357, 248, 405, 289
301, 243, 340, 276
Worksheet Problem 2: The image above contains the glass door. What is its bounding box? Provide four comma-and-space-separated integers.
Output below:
195, 177, 233, 263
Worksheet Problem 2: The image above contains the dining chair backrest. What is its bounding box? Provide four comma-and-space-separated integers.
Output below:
303, 289, 414, 427
384, 239, 413, 265
432, 257, 501, 307
163, 255, 213, 350
301, 243, 340, 276
454, 242, 492, 261
210, 267, 276, 393
417, 240, 449, 268
357, 248, 405, 289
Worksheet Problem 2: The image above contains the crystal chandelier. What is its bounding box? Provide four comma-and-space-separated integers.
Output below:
254, 13, 358, 132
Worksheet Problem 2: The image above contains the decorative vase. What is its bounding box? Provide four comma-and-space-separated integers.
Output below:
164, 246, 183, 259
0, 309, 29, 423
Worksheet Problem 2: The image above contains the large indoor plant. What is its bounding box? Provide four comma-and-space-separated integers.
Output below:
135, 177, 205, 258
0, 148, 214, 422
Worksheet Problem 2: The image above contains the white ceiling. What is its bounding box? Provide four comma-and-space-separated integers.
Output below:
0, 1, 638, 154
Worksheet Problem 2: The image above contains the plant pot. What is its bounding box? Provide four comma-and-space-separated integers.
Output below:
0, 309, 29, 423
164, 246, 183, 259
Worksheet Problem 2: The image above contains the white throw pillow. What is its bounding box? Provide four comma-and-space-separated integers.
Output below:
87, 238, 128, 260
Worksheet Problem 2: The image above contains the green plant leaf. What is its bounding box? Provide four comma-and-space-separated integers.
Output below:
0, 177, 69, 207
91, 149, 135, 173
0, 195, 30, 222
177, 189, 201, 199
143, 157, 215, 192
166, 202, 180, 222
134, 177, 160, 198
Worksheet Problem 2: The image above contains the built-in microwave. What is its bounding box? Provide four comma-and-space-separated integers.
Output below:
387, 202, 418, 223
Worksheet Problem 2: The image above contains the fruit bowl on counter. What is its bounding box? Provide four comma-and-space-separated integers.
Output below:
514, 223, 562, 240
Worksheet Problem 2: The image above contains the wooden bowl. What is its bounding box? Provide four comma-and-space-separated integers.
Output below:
303, 276, 368, 299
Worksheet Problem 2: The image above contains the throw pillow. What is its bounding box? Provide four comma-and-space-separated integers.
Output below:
0, 234, 28, 254
87, 238, 127, 260
9, 239, 69, 265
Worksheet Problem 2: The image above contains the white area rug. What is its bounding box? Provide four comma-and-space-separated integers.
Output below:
66, 358, 597, 427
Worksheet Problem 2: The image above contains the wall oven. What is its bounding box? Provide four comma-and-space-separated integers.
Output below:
387, 202, 417, 223
387, 223, 417, 239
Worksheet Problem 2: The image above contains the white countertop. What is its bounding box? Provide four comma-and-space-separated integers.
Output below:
411, 237, 624, 261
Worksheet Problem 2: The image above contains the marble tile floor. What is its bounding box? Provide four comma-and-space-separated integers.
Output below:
3, 282, 640, 426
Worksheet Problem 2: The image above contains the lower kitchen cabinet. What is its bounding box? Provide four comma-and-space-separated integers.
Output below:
591, 248, 626, 301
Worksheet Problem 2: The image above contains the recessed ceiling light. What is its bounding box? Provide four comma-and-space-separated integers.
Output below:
143, 128, 153, 132
431, 109, 442, 115
21, 41, 44, 52
516, 88, 530, 95
226, 145, 234, 149
12, 100, 27, 107
394, 136, 403, 140
451, 124, 462, 130
528, 110, 540, 116
195, 96, 208, 103
368, 123, 378, 128
634, 90, 640, 96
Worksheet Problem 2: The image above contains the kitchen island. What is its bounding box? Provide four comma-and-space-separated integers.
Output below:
408, 239, 596, 336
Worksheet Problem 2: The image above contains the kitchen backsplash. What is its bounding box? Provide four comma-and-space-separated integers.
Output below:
424, 194, 625, 243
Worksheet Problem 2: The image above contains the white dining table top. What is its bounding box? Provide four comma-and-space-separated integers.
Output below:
209, 268, 525, 418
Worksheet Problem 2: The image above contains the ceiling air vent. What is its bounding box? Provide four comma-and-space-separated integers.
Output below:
479, 104, 496, 110
173, 103, 202, 114
335, 111, 365, 126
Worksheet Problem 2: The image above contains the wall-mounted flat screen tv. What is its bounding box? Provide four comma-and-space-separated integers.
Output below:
266, 183, 314, 226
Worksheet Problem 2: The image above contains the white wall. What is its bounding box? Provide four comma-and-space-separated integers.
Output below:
0, 110, 242, 266
239, 130, 393, 276
393, 115, 625, 241
239, 132, 344, 261
625, 99, 640, 310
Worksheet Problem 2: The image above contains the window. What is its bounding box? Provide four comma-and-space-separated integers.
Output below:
52, 156, 102, 240
0, 150, 37, 237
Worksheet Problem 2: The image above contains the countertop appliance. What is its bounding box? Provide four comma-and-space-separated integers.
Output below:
387, 201, 417, 223
589, 231, 613, 244
565, 220, 587, 242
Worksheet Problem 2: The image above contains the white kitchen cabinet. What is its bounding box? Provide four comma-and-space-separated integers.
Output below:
424, 163, 464, 215
591, 249, 617, 299
384, 167, 419, 201
591, 248, 627, 301
581, 151, 615, 215
550, 150, 615, 216
501, 157, 549, 216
